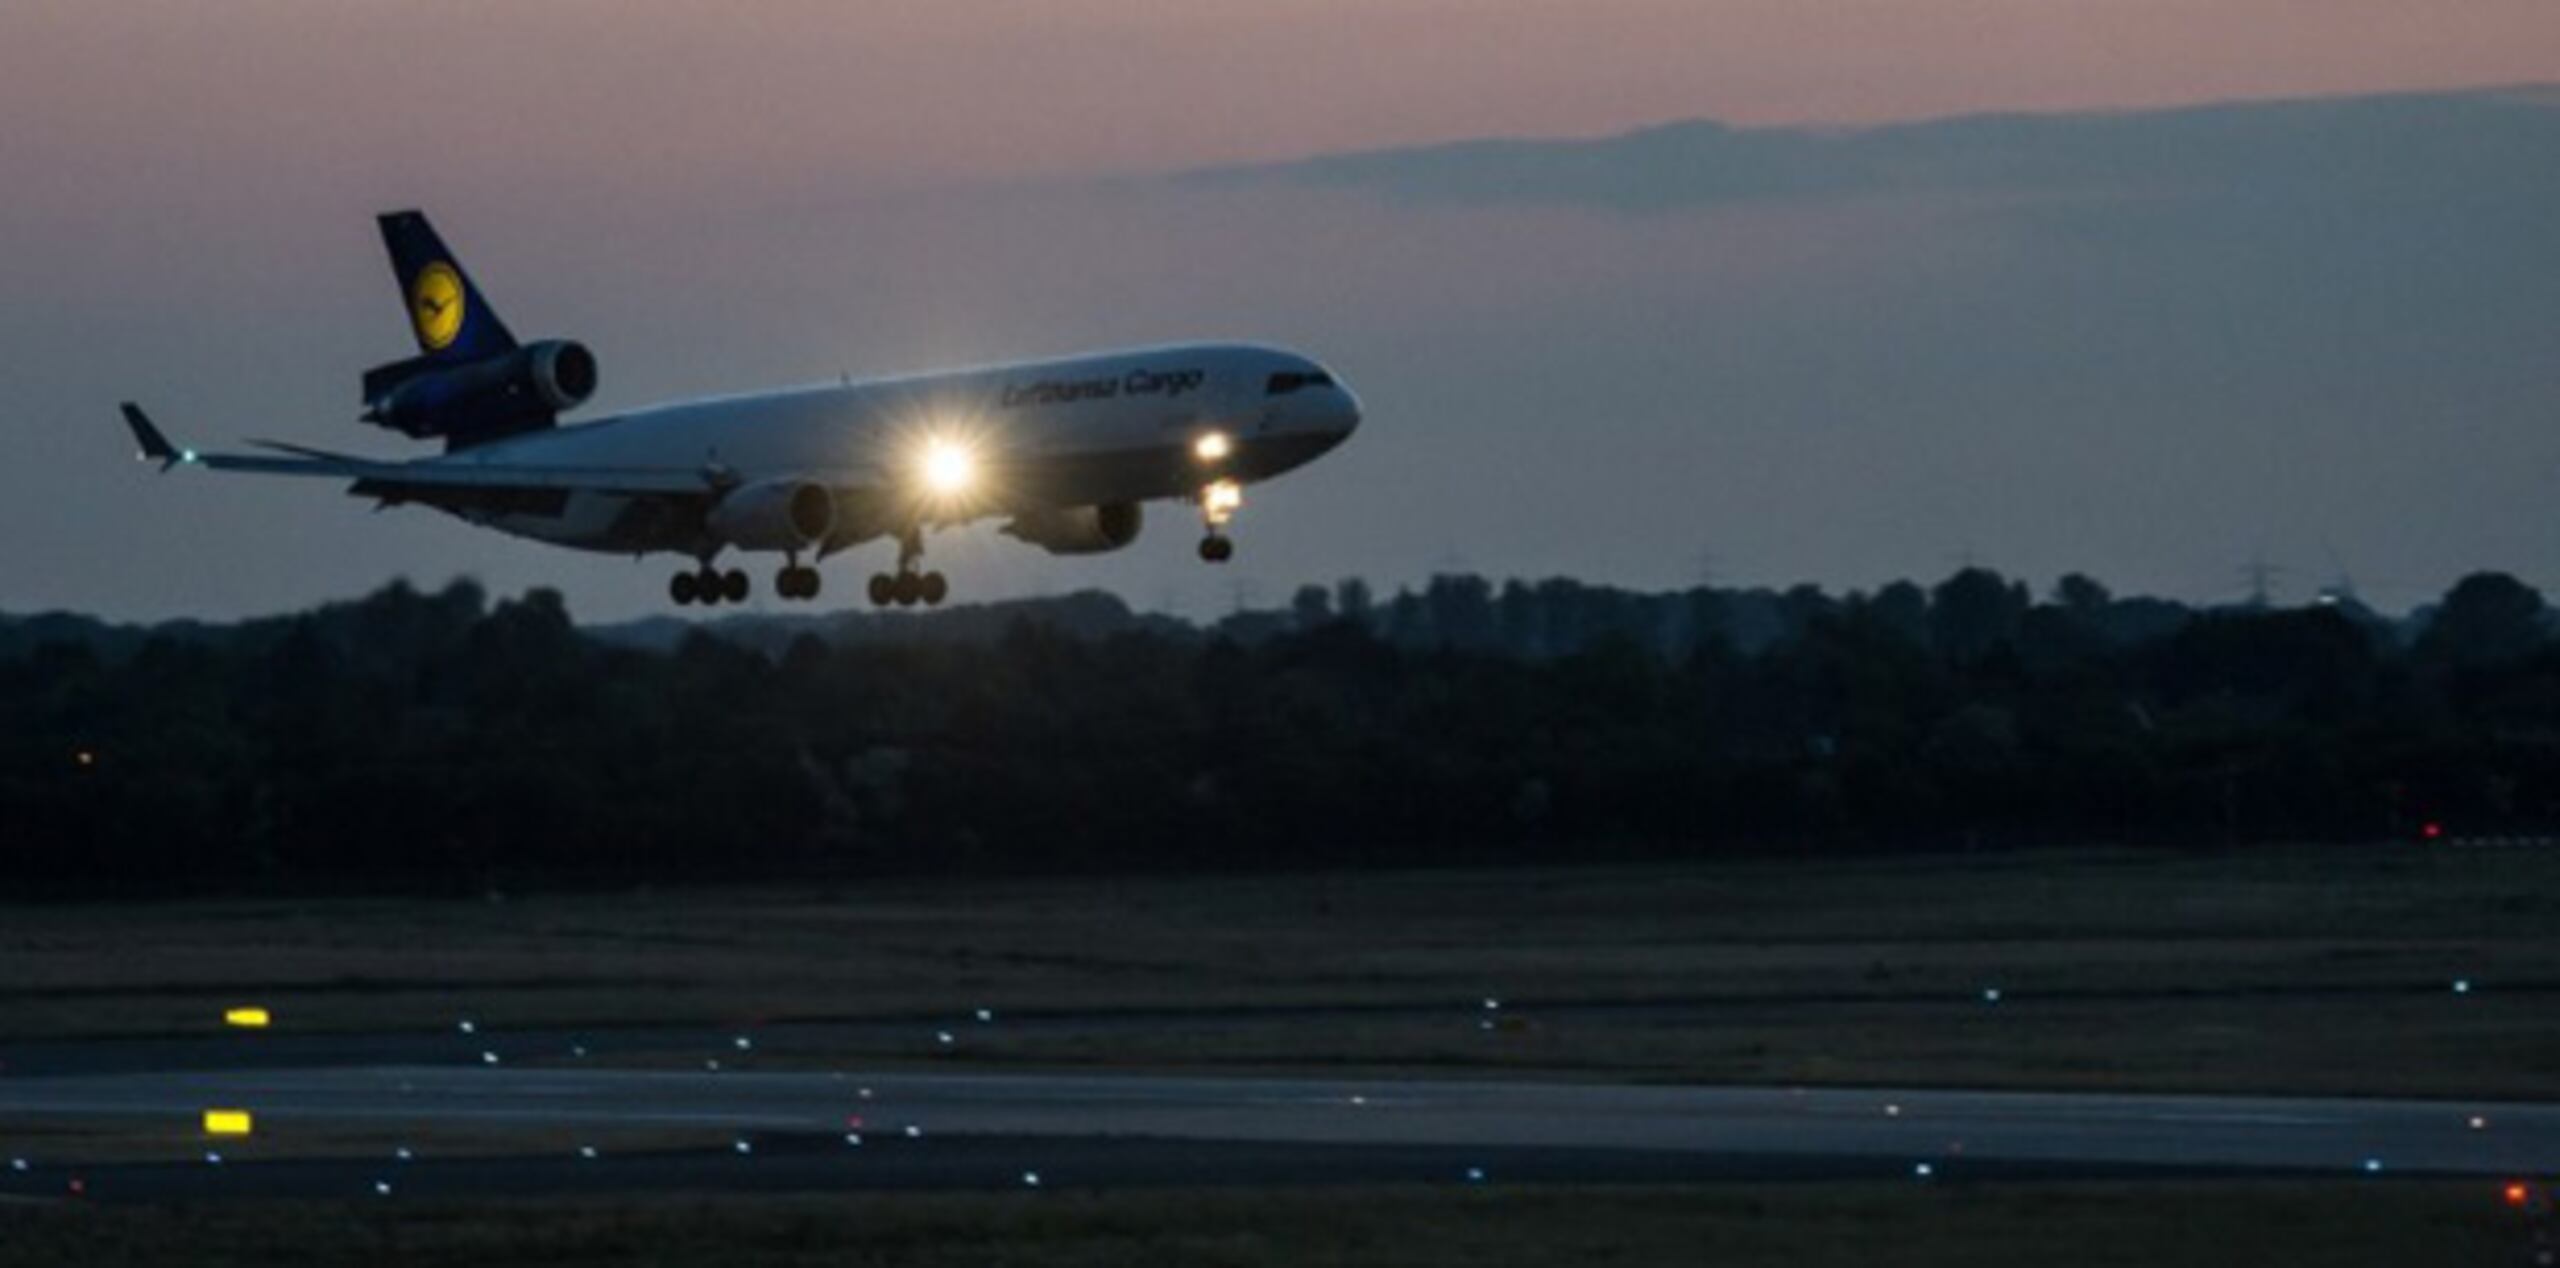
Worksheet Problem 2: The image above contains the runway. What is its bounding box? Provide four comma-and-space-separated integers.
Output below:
3, 1062, 2555, 1201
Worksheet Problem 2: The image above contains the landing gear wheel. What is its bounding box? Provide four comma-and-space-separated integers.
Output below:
777, 566, 820, 600
723, 569, 750, 603
1199, 536, 1234, 563
870, 527, 948, 608
671, 572, 699, 605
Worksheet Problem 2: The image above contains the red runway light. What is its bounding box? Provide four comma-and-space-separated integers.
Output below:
2506, 1182, 2531, 1207
2421, 822, 2444, 841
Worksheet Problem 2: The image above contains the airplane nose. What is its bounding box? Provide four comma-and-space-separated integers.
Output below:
1331, 382, 1364, 436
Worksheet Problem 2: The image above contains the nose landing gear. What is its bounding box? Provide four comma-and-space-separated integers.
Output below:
1198, 479, 1243, 564
868, 526, 949, 607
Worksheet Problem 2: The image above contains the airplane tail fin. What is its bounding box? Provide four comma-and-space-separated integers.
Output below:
377, 211, 519, 364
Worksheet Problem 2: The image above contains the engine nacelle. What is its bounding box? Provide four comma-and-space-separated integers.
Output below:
708, 480, 837, 551
363, 339, 598, 442
1002, 502, 1143, 555
521, 340, 600, 411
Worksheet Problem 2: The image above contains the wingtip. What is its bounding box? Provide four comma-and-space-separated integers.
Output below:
118, 401, 184, 471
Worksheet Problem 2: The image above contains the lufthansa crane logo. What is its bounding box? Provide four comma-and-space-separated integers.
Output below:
410, 262, 465, 351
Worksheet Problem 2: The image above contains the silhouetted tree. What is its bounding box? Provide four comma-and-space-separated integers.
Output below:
2417, 572, 2548, 669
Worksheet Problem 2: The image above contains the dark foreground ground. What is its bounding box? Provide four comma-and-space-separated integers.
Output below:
4, 845, 2556, 1097
3, 847, 2555, 1262
0, 1183, 2537, 1268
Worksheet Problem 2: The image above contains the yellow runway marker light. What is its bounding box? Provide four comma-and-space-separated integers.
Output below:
223, 1007, 271, 1029
203, 1109, 254, 1137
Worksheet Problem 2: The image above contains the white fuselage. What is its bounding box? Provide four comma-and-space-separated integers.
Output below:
424, 342, 1360, 558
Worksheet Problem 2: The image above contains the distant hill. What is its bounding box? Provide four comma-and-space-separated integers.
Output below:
2, 572, 2434, 666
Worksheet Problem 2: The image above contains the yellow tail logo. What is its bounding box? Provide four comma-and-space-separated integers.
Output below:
409, 262, 465, 351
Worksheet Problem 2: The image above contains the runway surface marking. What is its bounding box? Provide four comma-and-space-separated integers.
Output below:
4, 1067, 2554, 1176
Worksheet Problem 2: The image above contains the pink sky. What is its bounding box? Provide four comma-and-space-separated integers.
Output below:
3, 0, 2554, 203
2, 2, 2554, 619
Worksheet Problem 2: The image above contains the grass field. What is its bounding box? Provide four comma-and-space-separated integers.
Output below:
4, 845, 2555, 1099
0, 1183, 2536, 1268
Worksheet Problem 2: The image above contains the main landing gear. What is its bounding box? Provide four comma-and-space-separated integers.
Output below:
670, 563, 750, 607
775, 560, 822, 601
1197, 479, 1242, 564
868, 526, 948, 608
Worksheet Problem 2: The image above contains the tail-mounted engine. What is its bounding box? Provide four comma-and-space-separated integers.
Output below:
362, 340, 597, 447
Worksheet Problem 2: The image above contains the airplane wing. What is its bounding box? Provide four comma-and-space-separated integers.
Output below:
120, 403, 715, 497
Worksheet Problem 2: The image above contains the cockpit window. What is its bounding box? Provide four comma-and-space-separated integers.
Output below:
1265, 371, 1334, 397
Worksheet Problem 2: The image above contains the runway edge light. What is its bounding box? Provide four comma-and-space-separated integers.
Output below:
223, 1007, 271, 1029
203, 1108, 254, 1137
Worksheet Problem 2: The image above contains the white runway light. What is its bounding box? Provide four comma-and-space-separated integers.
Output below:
1022, 1171, 1042, 1187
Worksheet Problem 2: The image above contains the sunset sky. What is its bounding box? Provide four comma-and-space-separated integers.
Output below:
4, 2, 2555, 619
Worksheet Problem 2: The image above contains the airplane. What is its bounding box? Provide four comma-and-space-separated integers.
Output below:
120, 211, 1362, 607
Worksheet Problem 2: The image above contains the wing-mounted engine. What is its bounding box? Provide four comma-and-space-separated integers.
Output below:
1002, 502, 1143, 555
708, 479, 838, 551
361, 340, 598, 448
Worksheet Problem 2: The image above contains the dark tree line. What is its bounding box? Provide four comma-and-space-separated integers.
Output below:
5, 569, 2557, 897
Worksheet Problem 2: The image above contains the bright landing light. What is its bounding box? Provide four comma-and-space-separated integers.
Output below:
1193, 431, 1232, 462
920, 438, 977, 496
